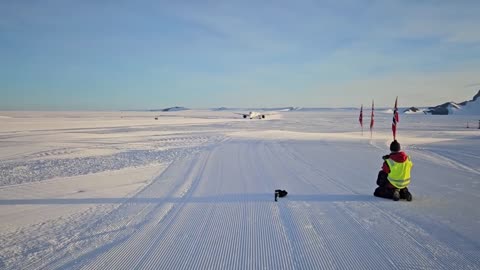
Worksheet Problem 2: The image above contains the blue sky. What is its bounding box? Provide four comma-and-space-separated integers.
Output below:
1, 0, 480, 110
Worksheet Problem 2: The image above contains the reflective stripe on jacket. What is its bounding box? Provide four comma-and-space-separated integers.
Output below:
386, 157, 413, 189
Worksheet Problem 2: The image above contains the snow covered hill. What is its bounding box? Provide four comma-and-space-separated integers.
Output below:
149, 106, 189, 112
454, 93, 480, 115
426, 90, 480, 115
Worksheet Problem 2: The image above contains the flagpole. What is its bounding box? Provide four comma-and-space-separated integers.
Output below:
392, 96, 399, 141
370, 100, 374, 139
359, 104, 363, 136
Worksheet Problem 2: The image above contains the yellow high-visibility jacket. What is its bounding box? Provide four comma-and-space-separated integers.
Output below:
386, 156, 413, 189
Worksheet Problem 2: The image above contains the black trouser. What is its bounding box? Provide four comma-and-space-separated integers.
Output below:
374, 171, 395, 199
374, 171, 409, 199
376, 171, 389, 187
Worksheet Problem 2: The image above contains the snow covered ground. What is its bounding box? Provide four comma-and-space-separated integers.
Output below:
0, 110, 479, 269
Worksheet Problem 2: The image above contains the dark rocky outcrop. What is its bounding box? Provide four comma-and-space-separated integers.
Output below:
404, 107, 420, 113
426, 102, 461, 115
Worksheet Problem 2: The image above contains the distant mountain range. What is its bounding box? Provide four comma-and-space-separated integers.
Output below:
149, 106, 189, 112
148, 91, 480, 115
404, 90, 480, 115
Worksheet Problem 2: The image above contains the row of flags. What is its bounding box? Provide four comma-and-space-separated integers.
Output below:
359, 97, 399, 140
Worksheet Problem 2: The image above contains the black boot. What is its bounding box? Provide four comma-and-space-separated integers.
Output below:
393, 189, 400, 201
401, 188, 412, 201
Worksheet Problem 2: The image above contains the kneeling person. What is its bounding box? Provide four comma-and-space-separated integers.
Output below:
374, 140, 413, 201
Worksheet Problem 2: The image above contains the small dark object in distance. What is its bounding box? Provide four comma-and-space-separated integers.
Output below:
274, 189, 288, 201
154, 117, 158, 120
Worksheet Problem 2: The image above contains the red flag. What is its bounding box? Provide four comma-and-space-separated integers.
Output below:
370, 100, 374, 130
392, 96, 399, 140
359, 105, 363, 127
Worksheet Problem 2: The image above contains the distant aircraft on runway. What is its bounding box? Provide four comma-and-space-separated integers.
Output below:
235, 111, 267, 119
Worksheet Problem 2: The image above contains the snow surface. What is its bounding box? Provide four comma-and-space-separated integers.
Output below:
404, 110, 425, 114
1, 110, 479, 269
